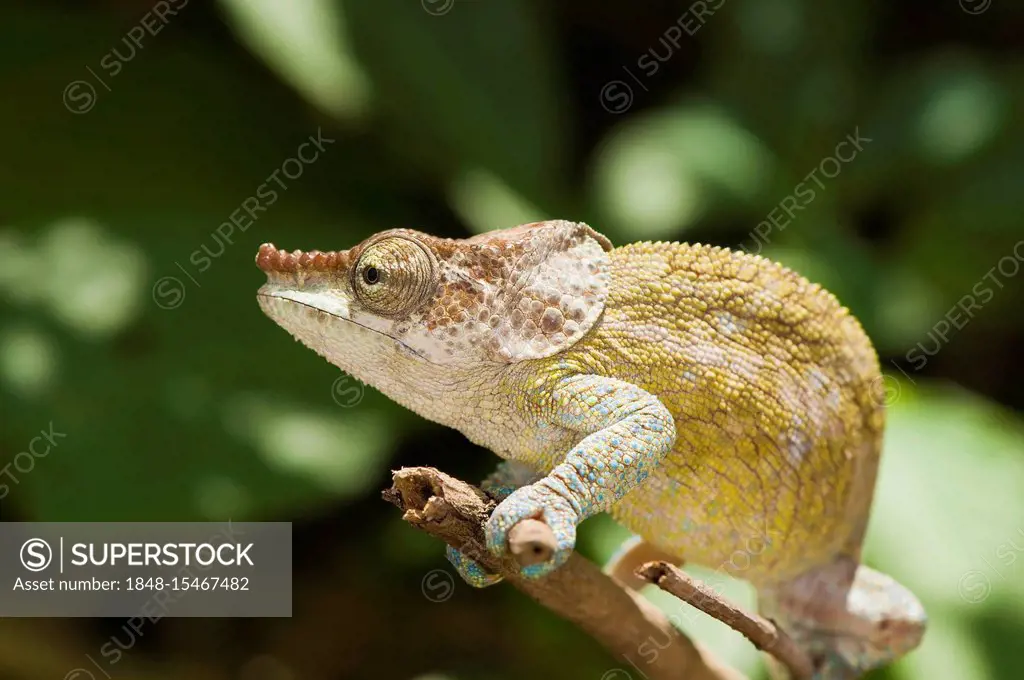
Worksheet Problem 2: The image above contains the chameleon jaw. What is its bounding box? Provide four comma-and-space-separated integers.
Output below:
256, 286, 352, 322
256, 286, 436, 367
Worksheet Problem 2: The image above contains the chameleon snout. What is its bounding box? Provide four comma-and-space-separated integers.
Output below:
255, 242, 352, 276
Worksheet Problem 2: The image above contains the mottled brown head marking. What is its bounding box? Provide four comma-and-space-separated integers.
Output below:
423, 220, 612, 363
256, 220, 612, 366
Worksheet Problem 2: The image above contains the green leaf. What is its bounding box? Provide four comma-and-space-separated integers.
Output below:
589, 103, 775, 241
341, 0, 566, 210
865, 381, 1024, 680
218, 0, 371, 120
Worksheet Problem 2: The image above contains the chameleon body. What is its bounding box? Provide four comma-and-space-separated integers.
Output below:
255, 221, 925, 678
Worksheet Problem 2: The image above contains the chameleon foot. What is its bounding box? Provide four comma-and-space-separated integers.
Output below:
486, 483, 578, 579
445, 545, 502, 588
444, 461, 544, 587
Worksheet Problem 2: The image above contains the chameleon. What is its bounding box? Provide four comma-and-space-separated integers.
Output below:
255, 220, 926, 679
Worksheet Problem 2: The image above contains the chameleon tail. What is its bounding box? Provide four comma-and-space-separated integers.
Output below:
758, 557, 926, 680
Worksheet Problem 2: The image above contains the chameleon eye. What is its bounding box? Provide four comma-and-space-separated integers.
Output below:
353, 236, 436, 317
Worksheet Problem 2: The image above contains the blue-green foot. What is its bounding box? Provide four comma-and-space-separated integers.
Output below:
445, 545, 503, 588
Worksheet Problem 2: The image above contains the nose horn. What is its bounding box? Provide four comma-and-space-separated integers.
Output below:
255, 243, 348, 273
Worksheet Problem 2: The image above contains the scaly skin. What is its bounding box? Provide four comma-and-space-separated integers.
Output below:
255, 221, 925, 679
500, 239, 884, 580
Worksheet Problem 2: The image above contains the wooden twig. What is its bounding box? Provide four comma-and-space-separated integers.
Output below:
383, 466, 744, 680
638, 562, 815, 680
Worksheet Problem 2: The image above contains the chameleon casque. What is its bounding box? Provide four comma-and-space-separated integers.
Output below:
255, 220, 926, 679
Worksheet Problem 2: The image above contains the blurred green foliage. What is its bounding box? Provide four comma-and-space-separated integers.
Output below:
1, 1, 1022, 678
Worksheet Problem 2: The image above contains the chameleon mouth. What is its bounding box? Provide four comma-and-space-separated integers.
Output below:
255, 243, 352, 274
256, 291, 435, 364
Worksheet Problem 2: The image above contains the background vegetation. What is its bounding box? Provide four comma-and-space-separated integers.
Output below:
2, 0, 1023, 678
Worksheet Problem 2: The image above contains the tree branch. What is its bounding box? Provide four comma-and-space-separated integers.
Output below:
383, 466, 743, 680
637, 563, 815, 680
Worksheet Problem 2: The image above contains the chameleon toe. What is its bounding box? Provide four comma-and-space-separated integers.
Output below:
445, 546, 502, 588
485, 486, 577, 578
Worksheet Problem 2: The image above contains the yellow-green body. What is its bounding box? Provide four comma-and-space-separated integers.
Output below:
536, 241, 883, 584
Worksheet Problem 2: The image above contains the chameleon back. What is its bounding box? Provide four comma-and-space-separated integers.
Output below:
559, 241, 884, 584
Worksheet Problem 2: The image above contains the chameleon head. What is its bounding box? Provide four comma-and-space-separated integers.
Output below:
255, 221, 613, 391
